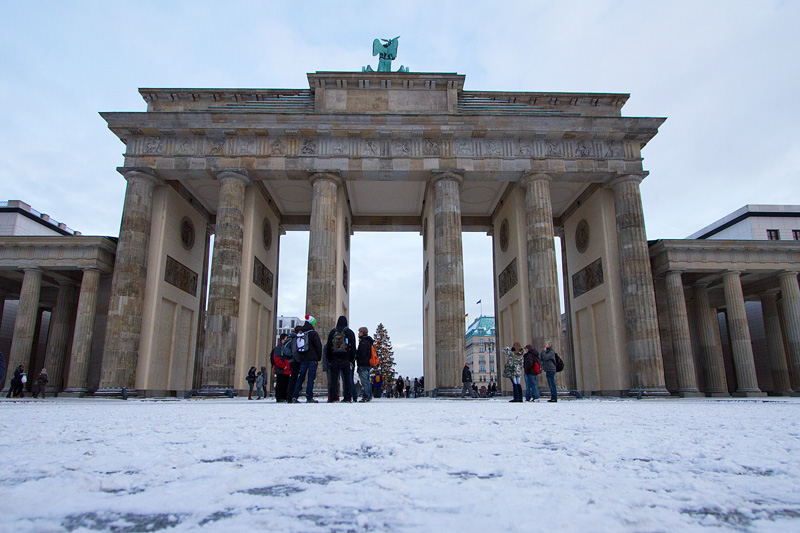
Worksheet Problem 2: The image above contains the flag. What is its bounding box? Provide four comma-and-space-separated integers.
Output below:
465, 313, 469, 318
476, 299, 481, 304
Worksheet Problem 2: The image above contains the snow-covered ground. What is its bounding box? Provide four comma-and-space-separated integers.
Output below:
1, 396, 799, 532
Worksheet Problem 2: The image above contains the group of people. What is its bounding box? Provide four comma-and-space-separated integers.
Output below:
3, 361, 50, 399
264, 314, 378, 403
461, 341, 560, 402
389, 375, 423, 398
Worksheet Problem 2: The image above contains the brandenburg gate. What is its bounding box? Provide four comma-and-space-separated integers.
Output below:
88, 69, 668, 397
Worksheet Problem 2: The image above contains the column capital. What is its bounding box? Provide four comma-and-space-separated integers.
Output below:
609, 173, 648, 188
119, 168, 160, 185
430, 170, 463, 186
520, 172, 553, 186
777, 270, 799, 281
215, 168, 252, 186
722, 270, 742, 279
309, 171, 342, 187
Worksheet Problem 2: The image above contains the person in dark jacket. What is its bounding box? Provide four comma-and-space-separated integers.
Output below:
356, 327, 374, 402
260, 365, 268, 399
285, 326, 301, 402
460, 363, 478, 398
292, 315, 323, 403
33, 368, 49, 399
271, 334, 291, 402
372, 373, 383, 398
523, 344, 541, 402
326, 315, 356, 402
395, 375, 404, 398
246, 367, 257, 400
6, 365, 24, 398
540, 341, 558, 402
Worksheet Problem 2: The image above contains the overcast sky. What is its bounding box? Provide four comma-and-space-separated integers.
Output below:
1, 1, 798, 379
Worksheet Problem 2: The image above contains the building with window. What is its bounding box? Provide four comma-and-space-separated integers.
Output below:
465, 316, 496, 386
276, 315, 303, 346
687, 205, 800, 241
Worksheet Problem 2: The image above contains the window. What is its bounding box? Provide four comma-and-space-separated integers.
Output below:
793, 230, 800, 241
480, 365, 486, 373
767, 229, 780, 240
479, 347, 485, 353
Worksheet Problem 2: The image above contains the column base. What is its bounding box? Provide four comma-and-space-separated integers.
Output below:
628, 388, 672, 398
430, 388, 462, 398
676, 391, 705, 398
196, 387, 236, 398
93, 388, 139, 399
731, 391, 768, 398
59, 388, 90, 398
705, 392, 731, 397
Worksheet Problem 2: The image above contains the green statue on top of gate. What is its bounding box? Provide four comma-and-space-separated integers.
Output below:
363, 36, 409, 72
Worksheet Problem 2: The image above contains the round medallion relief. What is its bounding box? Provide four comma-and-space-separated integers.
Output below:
262, 218, 272, 251
180, 217, 195, 250
499, 219, 509, 253
575, 219, 590, 253
345, 219, 350, 252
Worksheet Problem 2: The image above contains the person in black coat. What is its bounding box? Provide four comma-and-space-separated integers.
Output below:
523, 344, 541, 402
460, 364, 477, 398
355, 327, 374, 402
6, 365, 24, 398
292, 315, 323, 403
326, 315, 356, 402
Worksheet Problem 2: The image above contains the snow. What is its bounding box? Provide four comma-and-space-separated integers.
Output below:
2, 397, 800, 532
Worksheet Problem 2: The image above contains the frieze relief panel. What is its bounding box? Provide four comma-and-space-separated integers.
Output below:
253, 257, 274, 297
164, 255, 198, 296
498, 258, 518, 298
572, 258, 604, 298
126, 135, 634, 161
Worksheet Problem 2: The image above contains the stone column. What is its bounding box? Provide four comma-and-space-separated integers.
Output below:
64, 269, 102, 395
721, 271, 764, 396
558, 227, 576, 390
611, 175, 667, 393
98, 170, 159, 394
0, 290, 7, 334
200, 170, 249, 393
43, 282, 77, 392
760, 291, 792, 395
305, 173, 340, 338
693, 284, 728, 395
664, 271, 701, 396
777, 271, 800, 393
522, 174, 562, 358
433, 172, 466, 391
6, 268, 43, 388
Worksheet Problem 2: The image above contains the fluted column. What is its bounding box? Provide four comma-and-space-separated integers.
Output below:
664, 271, 701, 395
611, 175, 667, 393
201, 170, 249, 392
43, 282, 77, 392
523, 174, 562, 362
98, 170, 159, 393
6, 268, 43, 388
305, 173, 340, 337
433, 172, 466, 391
777, 271, 800, 393
64, 269, 102, 394
0, 290, 7, 335
721, 271, 763, 396
760, 291, 792, 395
693, 284, 728, 395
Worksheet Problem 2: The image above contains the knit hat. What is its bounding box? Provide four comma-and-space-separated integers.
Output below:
305, 314, 316, 325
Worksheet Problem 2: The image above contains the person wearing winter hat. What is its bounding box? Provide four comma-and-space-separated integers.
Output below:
32, 368, 49, 399
292, 314, 323, 403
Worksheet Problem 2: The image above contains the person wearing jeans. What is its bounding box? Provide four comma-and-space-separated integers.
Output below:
291, 315, 323, 403
523, 344, 541, 402
540, 341, 558, 402
356, 327, 374, 402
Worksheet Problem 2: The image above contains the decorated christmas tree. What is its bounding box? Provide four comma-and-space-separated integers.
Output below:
372, 323, 397, 393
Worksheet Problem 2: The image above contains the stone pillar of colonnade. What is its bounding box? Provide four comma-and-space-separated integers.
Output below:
721, 271, 765, 396
759, 291, 792, 395
42, 282, 77, 393
432, 171, 466, 392
0, 290, 7, 333
664, 271, 701, 396
777, 271, 800, 394
200, 170, 250, 394
305, 173, 341, 341
97, 170, 160, 395
63, 269, 102, 395
522, 173, 564, 389
610, 175, 667, 394
557, 227, 576, 390
5, 268, 43, 391
693, 284, 728, 396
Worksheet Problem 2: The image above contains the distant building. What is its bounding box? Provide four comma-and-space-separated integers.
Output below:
465, 316, 496, 384
0, 200, 80, 237
687, 204, 800, 241
275, 315, 303, 346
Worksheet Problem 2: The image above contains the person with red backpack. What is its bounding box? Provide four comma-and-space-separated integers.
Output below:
271, 333, 291, 402
523, 344, 541, 402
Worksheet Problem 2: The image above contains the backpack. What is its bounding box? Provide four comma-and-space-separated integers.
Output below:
281, 338, 294, 358
369, 345, 379, 367
554, 353, 565, 373
533, 361, 541, 375
295, 331, 309, 354
330, 329, 348, 353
